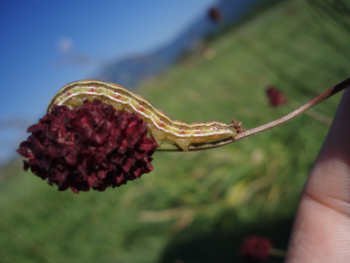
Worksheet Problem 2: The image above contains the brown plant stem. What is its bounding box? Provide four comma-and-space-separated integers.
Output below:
288, 100, 333, 125
156, 77, 350, 152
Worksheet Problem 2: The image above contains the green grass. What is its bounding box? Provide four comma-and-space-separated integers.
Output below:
1, 0, 349, 262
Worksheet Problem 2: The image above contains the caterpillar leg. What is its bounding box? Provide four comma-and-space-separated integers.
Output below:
66, 97, 84, 108
163, 133, 190, 151
104, 98, 126, 111
147, 124, 166, 146
173, 138, 191, 152
153, 137, 162, 146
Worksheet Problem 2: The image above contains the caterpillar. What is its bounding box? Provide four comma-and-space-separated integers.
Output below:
47, 80, 241, 151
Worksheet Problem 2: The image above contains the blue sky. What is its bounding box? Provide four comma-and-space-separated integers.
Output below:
0, 0, 216, 163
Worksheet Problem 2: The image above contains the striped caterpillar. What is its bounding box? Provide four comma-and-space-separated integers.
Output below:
48, 80, 242, 151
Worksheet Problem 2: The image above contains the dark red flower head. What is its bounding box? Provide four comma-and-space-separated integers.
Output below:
17, 100, 157, 193
266, 86, 288, 107
240, 235, 272, 262
208, 7, 222, 23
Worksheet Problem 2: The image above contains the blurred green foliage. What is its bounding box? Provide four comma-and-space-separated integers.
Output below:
1, 0, 349, 262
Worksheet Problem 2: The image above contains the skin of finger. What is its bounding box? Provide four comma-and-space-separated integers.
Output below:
286, 89, 350, 263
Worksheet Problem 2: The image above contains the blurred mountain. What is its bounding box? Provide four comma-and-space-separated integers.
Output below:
98, 0, 277, 88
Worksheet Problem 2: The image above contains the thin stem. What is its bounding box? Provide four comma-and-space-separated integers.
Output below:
156, 77, 350, 152
269, 247, 286, 257
288, 100, 333, 125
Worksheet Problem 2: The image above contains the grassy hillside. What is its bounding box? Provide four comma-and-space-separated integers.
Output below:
1, 0, 349, 262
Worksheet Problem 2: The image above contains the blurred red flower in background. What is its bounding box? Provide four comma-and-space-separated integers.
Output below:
17, 100, 157, 193
240, 235, 272, 262
208, 7, 222, 23
266, 86, 288, 107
